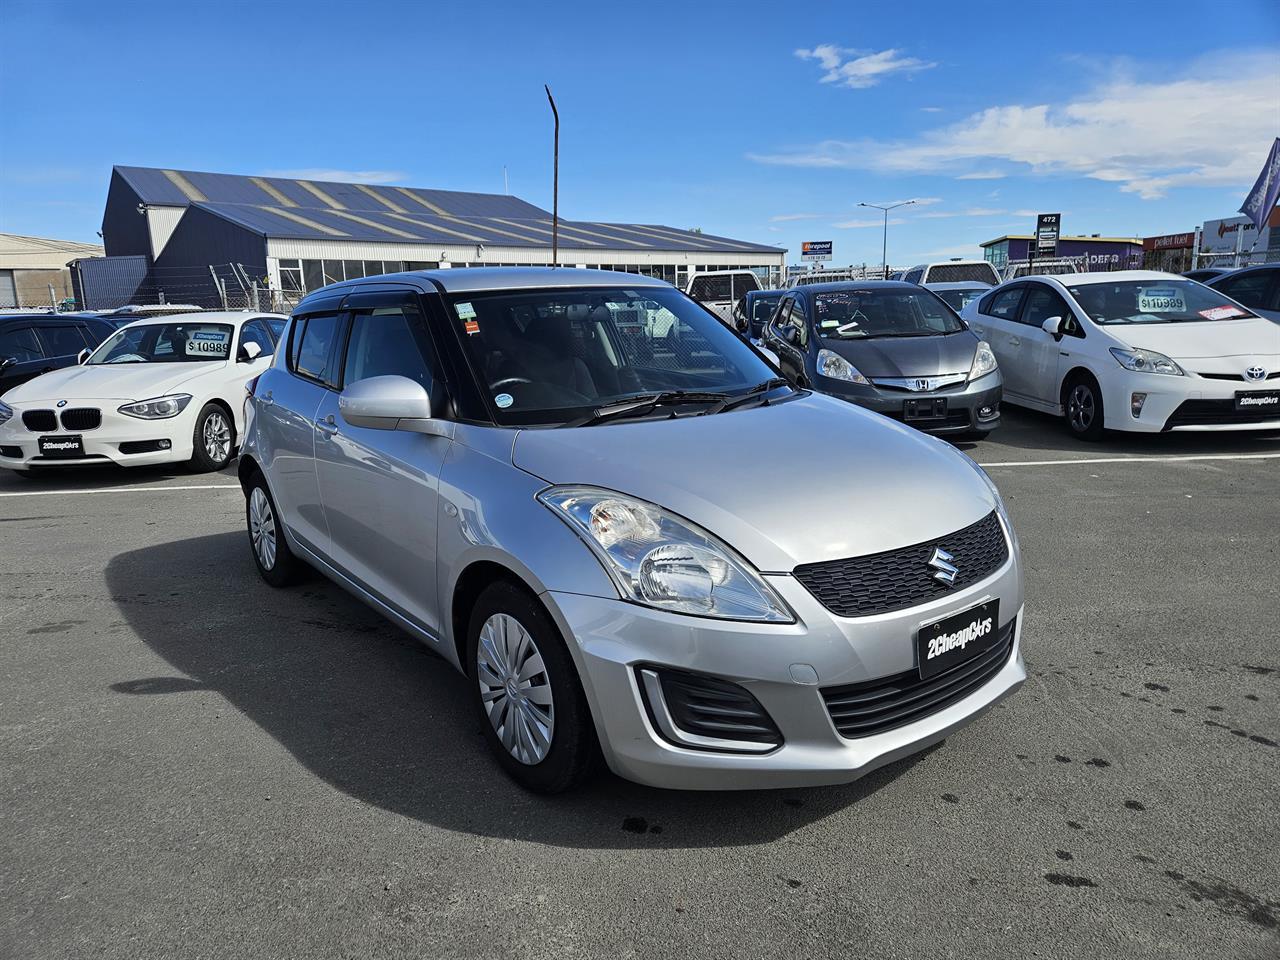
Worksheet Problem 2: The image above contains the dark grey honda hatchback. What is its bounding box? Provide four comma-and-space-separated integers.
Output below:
763, 281, 1003, 437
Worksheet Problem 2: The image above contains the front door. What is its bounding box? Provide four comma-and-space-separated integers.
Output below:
0, 324, 49, 393
313, 293, 452, 637
1014, 284, 1073, 406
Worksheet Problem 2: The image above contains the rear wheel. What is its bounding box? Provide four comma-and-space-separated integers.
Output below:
1063, 374, 1106, 441
189, 403, 234, 472
467, 581, 597, 793
245, 472, 305, 587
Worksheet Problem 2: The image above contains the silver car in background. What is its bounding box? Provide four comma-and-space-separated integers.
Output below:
238, 268, 1026, 792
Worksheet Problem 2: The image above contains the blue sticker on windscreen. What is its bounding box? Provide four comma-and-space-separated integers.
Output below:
494, 393, 514, 409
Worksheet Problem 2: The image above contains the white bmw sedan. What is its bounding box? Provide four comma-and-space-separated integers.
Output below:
0, 311, 286, 476
963, 271, 1280, 439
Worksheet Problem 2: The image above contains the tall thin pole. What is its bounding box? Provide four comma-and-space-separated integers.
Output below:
859, 199, 918, 279
545, 84, 559, 267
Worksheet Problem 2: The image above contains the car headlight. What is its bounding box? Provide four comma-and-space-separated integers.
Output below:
538, 486, 794, 622
0, 400, 12, 427
969, 340, 998, 380
118, 394, 193, 419
817, 349, 870, 385
1109, 347, 1183, 376
957, 451, 1018, 552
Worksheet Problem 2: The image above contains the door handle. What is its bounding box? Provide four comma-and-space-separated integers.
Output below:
259, 390, 274, 407
314, 414, 337, 435
1008, 337, 1021, 347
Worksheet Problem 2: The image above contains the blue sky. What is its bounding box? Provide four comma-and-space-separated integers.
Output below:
1, 0, 1278, 266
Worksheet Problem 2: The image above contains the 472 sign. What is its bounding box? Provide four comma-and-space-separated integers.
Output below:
1035, 214, 1060, 256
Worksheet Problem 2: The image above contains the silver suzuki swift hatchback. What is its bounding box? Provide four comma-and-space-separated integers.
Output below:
239, 269, 1025, 792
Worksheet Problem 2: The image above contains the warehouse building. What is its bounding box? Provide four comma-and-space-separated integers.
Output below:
0, 232, 103, 308
84, 166, 784, 308
980, 233, 1143, 273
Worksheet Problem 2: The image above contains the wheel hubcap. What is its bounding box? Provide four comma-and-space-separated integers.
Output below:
1068, 384, 1095, 431
248, 487, 277, 570
476, 613, 554, 765
203, 411, 231, 463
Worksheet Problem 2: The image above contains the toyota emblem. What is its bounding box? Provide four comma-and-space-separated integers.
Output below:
1245, 366, 1267, 381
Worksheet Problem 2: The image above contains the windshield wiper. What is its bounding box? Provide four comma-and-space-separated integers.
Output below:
564, 390, 732, 427
701, 378, 793, 415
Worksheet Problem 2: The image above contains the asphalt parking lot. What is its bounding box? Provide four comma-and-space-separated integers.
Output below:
2, 405, 1277, 960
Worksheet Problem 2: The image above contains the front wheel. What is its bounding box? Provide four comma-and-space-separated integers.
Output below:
1063, 375, 1106, 441
468, 581, 598, 793
189, 403, 234, 472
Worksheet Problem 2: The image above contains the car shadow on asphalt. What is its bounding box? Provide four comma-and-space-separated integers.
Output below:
105, 531, 930, 850
0, 461, 237, 493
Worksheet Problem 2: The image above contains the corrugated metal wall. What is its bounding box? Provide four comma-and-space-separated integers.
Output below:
71, 255, 152, 309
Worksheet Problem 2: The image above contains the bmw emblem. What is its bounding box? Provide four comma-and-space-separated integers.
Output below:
56, 400, 68, 408
1245, 366, 1267, 381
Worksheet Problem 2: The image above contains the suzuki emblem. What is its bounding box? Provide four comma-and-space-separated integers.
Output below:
1245, 366, 1267, 382
928, 546, 959, 586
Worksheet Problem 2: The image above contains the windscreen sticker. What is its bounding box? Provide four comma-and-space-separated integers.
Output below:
494, 392, 514, 409
1199, 305, 1248, 320
185, 330, 230, 356
820, 319, 843, 328
1136, 289, 1187, 313
464, 319, 480, 336
454, 301, 477, 320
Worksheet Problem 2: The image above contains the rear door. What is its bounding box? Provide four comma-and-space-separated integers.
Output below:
256, 309, 344, 556
312, 290, 452, 635
971, 285, 1026, 389
1012, 282, 1075, 405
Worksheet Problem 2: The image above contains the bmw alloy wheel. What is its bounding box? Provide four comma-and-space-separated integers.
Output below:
1067, 383, 1096, 433
203, 411, 231, 463
476, 613, 555, 765
248, 487, 277, 571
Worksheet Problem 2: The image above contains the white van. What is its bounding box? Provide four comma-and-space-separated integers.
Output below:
686, 270, 761, 326
901, 260, 1001, 286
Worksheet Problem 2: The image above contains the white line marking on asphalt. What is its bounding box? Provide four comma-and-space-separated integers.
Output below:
0, 484, 240, 498
979, 452, 1280, 467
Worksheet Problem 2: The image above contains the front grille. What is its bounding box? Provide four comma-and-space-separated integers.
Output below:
59, 408, 101, 431
1164, 398, 1280, 428
1196, 371, 1280, 381
794, 511, 1009, 618
640, 667, 781, 747
822, 617, 1016, 738
22, 410, 56, 432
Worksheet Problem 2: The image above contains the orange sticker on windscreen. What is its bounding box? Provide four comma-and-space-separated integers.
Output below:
464, 319, 480, 335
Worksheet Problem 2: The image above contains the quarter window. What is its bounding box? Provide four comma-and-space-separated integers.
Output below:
292, 314, 341, 385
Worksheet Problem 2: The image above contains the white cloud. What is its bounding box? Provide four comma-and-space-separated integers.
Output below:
260, 168, 407, 184
753, 51, 1279, 198
795, 44, 935, 89
833, 217, 905, 228
957, 170, 1005, 180
916, 207, 1008, 219
769, 212, 828, 222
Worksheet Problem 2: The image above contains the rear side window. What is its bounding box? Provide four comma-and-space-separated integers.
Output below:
291, 313, 341, 385
986, 287, 1025, 320
732, 274, 760, 300
1214, 271, 1273, 308
0, 325, 42, 362
37, 324, 89, 357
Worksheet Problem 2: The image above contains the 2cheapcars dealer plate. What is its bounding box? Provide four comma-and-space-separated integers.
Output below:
1235, 390, 1280, 412
38, 435, 85, 458
917, 599, 1000, 680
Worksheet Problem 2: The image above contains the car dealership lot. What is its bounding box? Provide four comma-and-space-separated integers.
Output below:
1, 407, 1277, 960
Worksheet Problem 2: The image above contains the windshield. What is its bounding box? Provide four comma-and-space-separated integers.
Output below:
813, 289, 966, 339
1065, 280, 1258, 325
449, 286, 777, 425
933, 287, 988, 312
89, 322, 235, 363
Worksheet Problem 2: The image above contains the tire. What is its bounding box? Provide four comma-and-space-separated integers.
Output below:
1063, 374, 1106, 441
245, 471, 305, 587
188, 402, 234, 472
467, 580, 598, 793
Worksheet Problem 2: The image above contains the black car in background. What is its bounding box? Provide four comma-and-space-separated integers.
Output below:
1206, 264, 1280, 323
0, 313, 115, 396
763, 281, 1003, 437
1182, 267, 1231, 283
739, 288, 786, 339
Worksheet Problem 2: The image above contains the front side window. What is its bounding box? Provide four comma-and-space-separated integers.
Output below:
1019, 287, 1071, 328
0, 326, 43, 362
37, 324, 90, 357
447, 286, 775, 425
1065, 280, 1259, 325
341, 306, 435, 394
812, 289, 965, 339
239, 319, 275, 357
751, 296, 782, 325
89, 322, 236, 364
1214, 271, 1272, 308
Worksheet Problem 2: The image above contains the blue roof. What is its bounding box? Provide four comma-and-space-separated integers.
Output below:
114, 165, 781, 255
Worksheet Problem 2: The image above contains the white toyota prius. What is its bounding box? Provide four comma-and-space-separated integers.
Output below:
0, 311, 286, 476
963, 271, 1280, 438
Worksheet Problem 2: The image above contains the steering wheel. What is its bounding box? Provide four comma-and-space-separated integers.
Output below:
488, 377, 532, 390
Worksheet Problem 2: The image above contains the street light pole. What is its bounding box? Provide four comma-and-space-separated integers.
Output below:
858, 199, 917, 279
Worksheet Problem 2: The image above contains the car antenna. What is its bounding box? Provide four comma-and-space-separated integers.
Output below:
545, 84, 559, 268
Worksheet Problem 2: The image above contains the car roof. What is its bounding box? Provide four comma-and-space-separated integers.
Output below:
794, 280, 918, 293
1026, 270, 1182, 287
923, 281, 992, 290
320, 266, 672, 297
746, 289, 786, 297
112, 310, 287, 331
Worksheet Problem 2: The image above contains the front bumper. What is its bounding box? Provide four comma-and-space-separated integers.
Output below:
543, 532, 1025, 790
820, 373, 1003, 435
0, 402, 196, 469
1099, 372, 1280, 433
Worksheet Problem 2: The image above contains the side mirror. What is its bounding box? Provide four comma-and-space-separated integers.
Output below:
77, 348, 91, 365
783, 326, 799, 345
1, 356, 16, 372
338, 375, 450, 437
1041, 316, 1063, 339
239, 341, 263, 363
